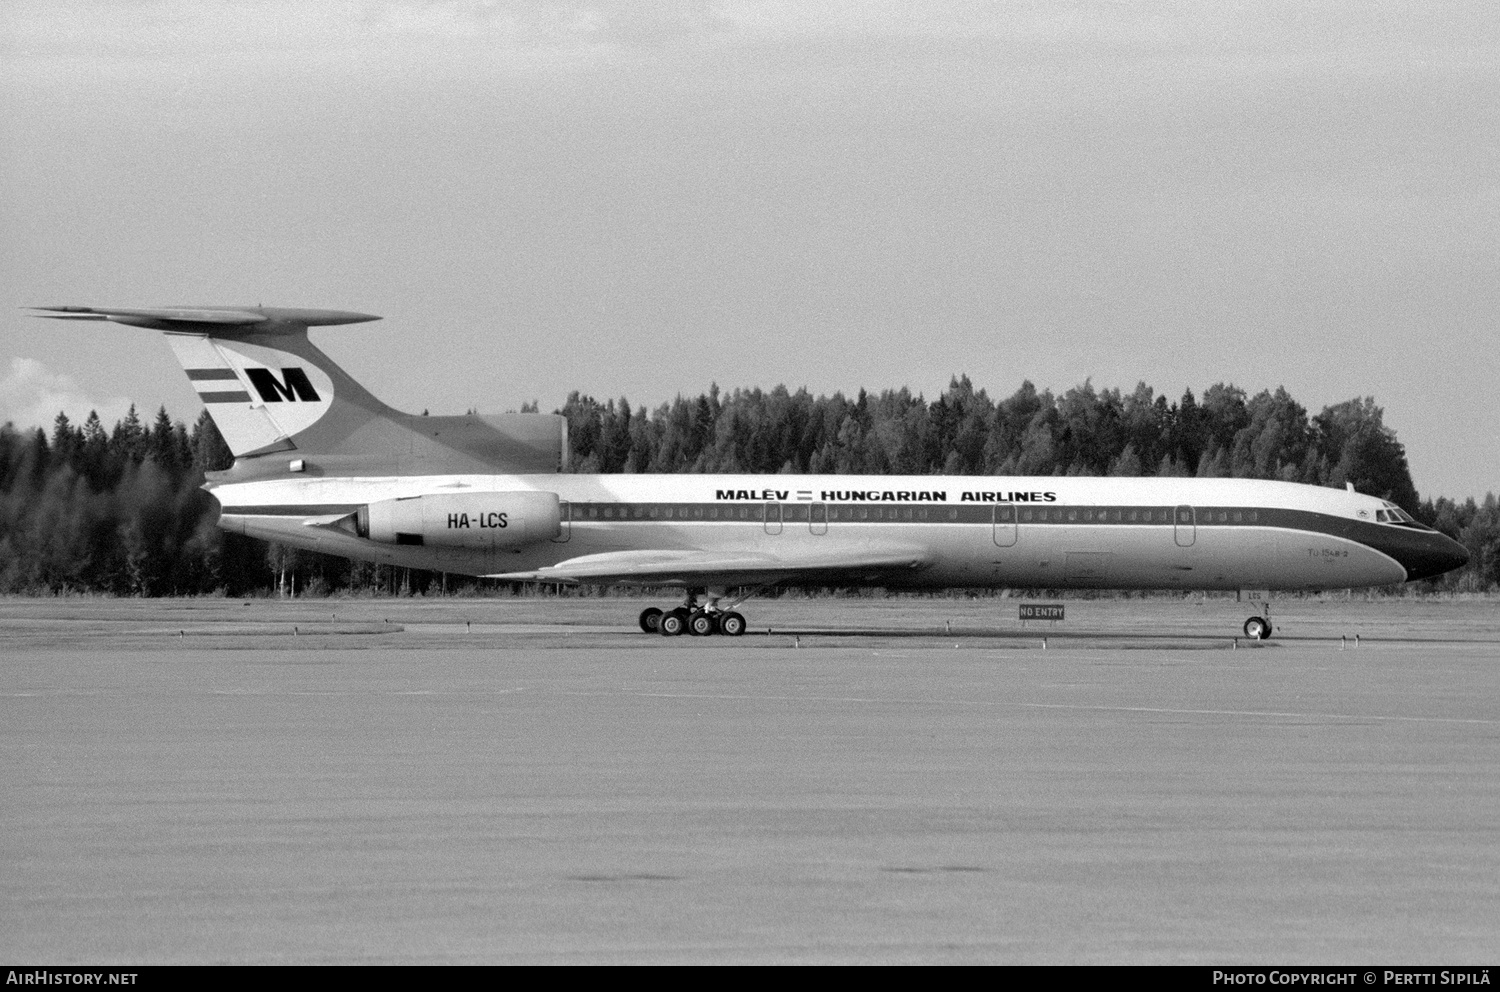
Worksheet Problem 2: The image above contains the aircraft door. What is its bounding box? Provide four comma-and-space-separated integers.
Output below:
1174, 505, 1196, 547
810, 502, 827, 535
764, 501, 783, 535
992, 504, 1017, 547
552, 501, 571, 543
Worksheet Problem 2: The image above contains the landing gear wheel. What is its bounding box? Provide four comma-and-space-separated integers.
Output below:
688, 611, 716, 637
659, 609, 688, 637
1243, 616, 1272, 640
639, 607, 663, 634
718, 612, 747, 637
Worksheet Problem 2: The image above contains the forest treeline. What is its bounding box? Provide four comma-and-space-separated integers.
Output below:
1, 377, 1496, 595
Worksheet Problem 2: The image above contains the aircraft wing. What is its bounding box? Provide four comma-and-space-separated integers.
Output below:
487, 545, 931, 587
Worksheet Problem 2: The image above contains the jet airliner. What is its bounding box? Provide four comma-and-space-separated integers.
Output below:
33, 306, 1469, 638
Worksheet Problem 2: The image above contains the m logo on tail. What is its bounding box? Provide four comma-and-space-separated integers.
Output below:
172, 340, 339, 456
246, 367, 322, 403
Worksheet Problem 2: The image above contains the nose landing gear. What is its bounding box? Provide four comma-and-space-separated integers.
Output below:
1240, 595, 1273, 640
1243, 615, 1273, 639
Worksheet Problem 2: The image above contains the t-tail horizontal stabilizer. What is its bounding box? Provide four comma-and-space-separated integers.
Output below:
29, 306, 380, 332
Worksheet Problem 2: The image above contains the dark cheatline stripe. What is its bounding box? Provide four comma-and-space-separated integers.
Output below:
221, 505, 361, 516
199, 390, 252, 404
186, 368, 240, 381
217, 500, 1395, 549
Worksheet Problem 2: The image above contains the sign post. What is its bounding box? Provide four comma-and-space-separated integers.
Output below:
1019, 603, 1065, 626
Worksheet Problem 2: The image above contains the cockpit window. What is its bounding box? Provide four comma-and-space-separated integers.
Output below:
1375, 505, 1420, 526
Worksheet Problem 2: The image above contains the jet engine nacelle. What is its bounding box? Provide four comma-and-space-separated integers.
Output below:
359, 491, 561, 548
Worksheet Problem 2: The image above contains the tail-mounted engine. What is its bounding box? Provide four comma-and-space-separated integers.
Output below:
357, 491, 561, 548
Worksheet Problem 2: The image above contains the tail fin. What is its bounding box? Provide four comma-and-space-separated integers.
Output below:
30, 306, 568, 478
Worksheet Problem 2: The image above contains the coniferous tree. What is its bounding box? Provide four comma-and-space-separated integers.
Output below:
190, 410, 233, 472
112, 404, 146, 463
51, 412, 76, 463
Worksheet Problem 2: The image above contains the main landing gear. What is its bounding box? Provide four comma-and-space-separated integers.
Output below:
638, 589, 749, 637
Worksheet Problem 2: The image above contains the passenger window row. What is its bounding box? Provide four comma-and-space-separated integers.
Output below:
565, 503, 1263, 525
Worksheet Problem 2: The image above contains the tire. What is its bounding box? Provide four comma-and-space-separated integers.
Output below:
659, 610, 687, 637
1243, 616, 1271, 640
688, 611, 716, 636
718, 612, 746, 637
639, 607, 663, 634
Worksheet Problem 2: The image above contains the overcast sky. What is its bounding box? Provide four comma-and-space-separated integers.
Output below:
2, 1, 1496, 498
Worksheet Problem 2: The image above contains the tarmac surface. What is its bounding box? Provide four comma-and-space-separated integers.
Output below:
2, 595, 1498, 964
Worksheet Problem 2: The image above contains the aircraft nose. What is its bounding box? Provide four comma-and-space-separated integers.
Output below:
1398, 532, 1470, 582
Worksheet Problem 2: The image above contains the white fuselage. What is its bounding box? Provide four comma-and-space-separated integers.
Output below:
212, 473, 1414, 591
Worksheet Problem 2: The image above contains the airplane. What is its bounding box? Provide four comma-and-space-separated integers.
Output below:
31, 305, 1470, 639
